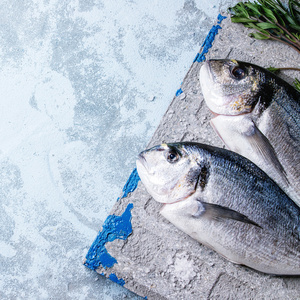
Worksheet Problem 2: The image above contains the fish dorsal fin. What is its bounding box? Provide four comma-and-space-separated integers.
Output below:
193, 200, 262, 228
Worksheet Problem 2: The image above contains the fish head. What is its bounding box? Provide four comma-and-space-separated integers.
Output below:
199, 59, 265, 116
136, 143, 202, 204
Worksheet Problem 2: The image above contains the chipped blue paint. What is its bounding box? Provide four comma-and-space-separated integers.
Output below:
119, 168, 140, 200
99, 272, 126, 287
194, 14, 227, 63
217, 13, 227, 24
84, 168, 138, 271
84, 203, 134, 270
175, 87, 183, 96
109, 273, 126, 286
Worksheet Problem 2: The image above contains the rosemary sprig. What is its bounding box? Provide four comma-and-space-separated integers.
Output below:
267, 66, 300, 72
229, 0, 300, 54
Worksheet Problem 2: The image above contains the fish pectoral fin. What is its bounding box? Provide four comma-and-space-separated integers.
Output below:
193, 200, 262, 228
246, 122, 289, 185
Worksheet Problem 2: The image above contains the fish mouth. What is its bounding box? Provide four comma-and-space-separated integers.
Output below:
136, 152, 151, 176
137, 152, 147, 167
202, 60, 223, 84
200, 61, 214, 84
136, 144, 167, 177
200, 62, 232, 113
138, 152, 146, 161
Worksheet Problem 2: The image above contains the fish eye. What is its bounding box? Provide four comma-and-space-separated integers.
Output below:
231, 66, 245, 80
166, 150, 179, 163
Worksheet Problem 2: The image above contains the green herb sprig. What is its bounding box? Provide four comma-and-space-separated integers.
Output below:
294, 77, 300, 90
229, 0, 300, 54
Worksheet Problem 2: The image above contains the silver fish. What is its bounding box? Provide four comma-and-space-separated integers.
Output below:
136, 142, 300, 275
199, 59, 300, 206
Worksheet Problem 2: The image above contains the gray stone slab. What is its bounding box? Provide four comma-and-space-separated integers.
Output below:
87, 15, 300, 299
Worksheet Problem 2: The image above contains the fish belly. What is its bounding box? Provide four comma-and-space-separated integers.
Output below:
160, 197, 300, 275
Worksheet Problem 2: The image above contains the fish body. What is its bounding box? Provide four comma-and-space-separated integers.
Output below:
136, 142, 300, 275
199, 59, 300, 206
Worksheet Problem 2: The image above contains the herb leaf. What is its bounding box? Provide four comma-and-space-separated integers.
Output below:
294, 78, 300, 92
229, 0, 300, 54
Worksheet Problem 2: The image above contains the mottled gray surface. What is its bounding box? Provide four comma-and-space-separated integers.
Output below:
0, 1, 247, 299
99, 16, 300, 299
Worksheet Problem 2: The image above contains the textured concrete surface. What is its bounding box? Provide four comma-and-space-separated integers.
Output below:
92, 16, 300, 299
